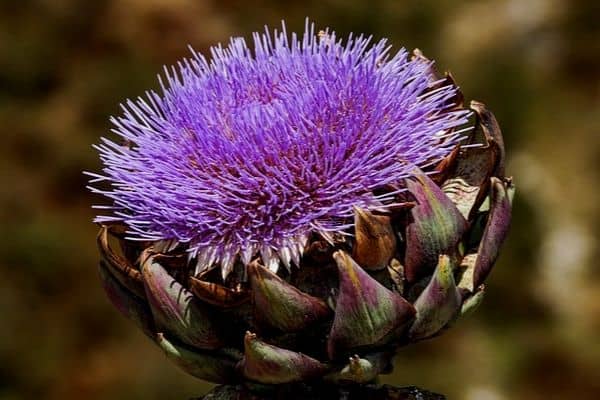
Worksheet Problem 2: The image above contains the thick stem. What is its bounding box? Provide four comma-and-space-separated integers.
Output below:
194, 383, 445, 400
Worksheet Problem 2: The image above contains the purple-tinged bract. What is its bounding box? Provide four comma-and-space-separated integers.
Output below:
90, 22, 470, 274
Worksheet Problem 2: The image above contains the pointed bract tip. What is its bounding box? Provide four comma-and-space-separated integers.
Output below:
460, 285, 485, 319
352, 207, 397, 270
326, 352, 393, 383
408, 254, 462, 340
242, 331, 328, 384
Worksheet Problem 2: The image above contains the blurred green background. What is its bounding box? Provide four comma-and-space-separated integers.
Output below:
1, 0, 598, 399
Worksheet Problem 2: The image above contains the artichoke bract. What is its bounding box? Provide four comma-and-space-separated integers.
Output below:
89, 22, 513, 386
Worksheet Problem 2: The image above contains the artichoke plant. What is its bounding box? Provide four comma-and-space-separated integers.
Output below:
90, 23, 513, 392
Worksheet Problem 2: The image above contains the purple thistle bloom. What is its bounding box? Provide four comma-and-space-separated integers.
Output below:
89, 22, 470, 277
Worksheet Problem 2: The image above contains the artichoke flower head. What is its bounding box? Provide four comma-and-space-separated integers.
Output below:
89, 21, 513, 386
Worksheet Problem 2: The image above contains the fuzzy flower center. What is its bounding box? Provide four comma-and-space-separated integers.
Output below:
90, 22, 470, 274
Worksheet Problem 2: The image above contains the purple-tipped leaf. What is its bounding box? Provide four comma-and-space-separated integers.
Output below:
328, 251, 415, 360
248, 262, 332, 332
157, 333, 238, 383
98, 260, 155, 339
408, 255, 462, 340
241, 332, 329, 384
352, 207, 397, 270
141, 255, 223, 350
472, 177, 513, 287
405, 171, 467, 282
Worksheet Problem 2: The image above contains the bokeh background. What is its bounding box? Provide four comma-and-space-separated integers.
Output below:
1, 0, 598, 399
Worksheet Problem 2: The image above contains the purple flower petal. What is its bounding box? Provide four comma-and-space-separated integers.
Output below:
90, 21, 470, 274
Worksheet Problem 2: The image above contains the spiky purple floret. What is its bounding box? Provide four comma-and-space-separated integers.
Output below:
89, 22, 470, 274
